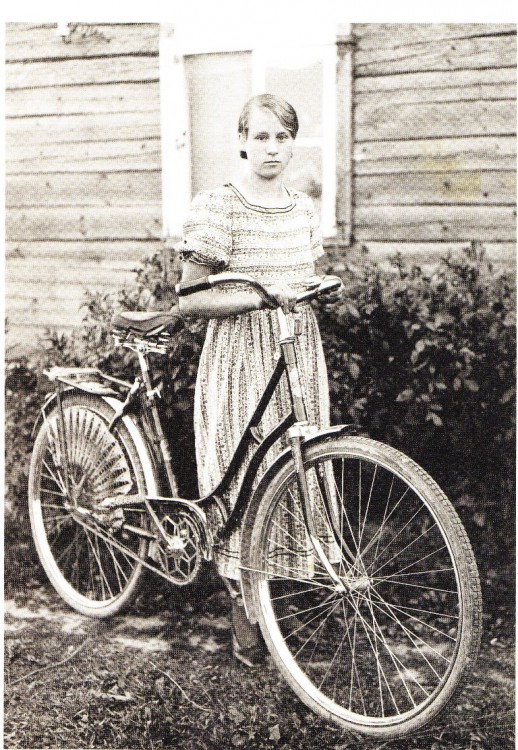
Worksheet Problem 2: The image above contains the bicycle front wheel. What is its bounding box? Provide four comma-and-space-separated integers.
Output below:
245, 436, 481, 739
28, 392, 153, 617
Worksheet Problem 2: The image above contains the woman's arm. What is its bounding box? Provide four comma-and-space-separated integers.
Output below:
177, 261, 263, 319
177, 261, 299, 318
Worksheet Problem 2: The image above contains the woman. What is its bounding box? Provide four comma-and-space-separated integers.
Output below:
178, 93, 339, 665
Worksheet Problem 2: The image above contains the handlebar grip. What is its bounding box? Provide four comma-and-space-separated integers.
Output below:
175, 277, 212, 296
296, 276, 342, 304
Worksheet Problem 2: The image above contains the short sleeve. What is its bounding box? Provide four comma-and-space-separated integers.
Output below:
307, 198, 325, 262
179, 189, 232, 270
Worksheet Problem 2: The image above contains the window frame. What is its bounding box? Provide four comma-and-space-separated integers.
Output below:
159, 23, 347, 240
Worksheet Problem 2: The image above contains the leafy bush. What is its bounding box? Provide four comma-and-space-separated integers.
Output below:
5, 245, 515, 590
320, 246, 515, 573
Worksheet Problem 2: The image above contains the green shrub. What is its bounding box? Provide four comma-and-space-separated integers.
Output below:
4, 246, 515, 588
319, 247, 515, 572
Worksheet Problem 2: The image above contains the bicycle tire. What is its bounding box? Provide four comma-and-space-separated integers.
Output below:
28, 392, 155, 617
244, 436, 482, 739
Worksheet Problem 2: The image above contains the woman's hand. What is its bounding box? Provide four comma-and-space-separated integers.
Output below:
318, 275, 345, 307
263, 283, 298, 312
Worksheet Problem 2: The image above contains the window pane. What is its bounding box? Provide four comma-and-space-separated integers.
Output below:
184, 52, 252, 195
286, 146, 322, 218
263, 57, 323, 139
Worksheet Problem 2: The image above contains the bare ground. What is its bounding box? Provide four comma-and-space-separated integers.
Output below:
3, 561, 515, 750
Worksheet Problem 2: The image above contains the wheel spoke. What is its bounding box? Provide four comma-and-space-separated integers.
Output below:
369, 590, 451, 672
370, 522, 439, 578
345, 600, 367, 714
371, 591, 457, 642
358, 464, 377, 551
367, 504, 426, 575
240, 564, 335, 591
30, 398, 148, 616
251, 439, 480, 731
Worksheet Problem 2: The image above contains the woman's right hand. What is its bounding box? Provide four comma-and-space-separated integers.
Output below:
263, 283, 298, 313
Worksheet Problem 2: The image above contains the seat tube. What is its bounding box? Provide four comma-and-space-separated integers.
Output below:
136, 349, 177, 495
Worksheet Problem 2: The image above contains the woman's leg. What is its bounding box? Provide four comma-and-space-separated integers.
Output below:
223, 577, 266, 667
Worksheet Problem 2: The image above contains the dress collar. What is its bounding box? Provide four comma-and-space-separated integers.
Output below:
225, 183, 295, 213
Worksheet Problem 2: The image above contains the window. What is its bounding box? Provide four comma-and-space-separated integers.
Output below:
160, 24, 338, 238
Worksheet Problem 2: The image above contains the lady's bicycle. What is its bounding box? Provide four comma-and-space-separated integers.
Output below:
28, 273, 482, 740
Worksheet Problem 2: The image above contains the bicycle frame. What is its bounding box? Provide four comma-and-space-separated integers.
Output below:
40, 289, 352, 586
124, 306, 353, 586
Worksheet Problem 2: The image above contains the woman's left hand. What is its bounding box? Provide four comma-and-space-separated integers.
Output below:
317, 275, 345, 307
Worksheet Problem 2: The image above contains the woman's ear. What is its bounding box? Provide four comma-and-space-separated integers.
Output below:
239, 132, 247, 160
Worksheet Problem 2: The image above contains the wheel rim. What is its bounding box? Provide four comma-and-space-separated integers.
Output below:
254, 450, 464, 728
31, 405, 146, 609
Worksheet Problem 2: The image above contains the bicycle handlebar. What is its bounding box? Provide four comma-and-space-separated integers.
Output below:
175, 272, 342, 308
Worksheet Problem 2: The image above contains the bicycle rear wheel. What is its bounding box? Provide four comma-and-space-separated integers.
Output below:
28, 392, 152, 617
245, 436, 481, 739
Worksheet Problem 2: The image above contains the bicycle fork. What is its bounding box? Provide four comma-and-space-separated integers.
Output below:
277, 309, 349, 592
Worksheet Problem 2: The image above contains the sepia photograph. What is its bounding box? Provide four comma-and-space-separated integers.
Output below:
4, 15, 516, 750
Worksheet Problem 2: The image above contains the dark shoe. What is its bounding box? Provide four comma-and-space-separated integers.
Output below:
228, 583, 267, 667
232, 633, 267, 667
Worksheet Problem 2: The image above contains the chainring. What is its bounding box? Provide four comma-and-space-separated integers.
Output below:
154, 510, 203, 586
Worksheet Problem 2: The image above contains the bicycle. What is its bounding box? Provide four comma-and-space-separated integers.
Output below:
28, 273, 482, 740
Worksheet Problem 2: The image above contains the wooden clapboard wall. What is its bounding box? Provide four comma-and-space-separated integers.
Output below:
351, 23, 517, 264
5, 22, 162, 355
5, 23, 517, 353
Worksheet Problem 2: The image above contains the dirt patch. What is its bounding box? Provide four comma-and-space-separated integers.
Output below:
3, 576, 515, 750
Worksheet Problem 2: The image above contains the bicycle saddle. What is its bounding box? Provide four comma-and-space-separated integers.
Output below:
112, 310, 179, 335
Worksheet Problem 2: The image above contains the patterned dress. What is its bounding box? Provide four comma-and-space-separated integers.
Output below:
180, 183, 331, 580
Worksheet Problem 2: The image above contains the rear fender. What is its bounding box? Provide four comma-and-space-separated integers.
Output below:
239, 424, 358, 622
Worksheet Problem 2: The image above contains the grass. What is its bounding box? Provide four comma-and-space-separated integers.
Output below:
3, 549, 515, 750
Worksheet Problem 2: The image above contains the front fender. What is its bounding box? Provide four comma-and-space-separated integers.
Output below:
239, 423, 358, 622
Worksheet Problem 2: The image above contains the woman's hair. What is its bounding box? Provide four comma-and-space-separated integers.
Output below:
238, 94, 299, 159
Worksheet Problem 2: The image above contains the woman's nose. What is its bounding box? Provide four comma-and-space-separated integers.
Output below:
266, 140, 278, 154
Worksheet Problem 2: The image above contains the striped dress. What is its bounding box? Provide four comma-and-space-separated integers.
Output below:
180, 183, 331, 580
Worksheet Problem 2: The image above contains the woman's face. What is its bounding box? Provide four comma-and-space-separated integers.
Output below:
241, 106, 294, 180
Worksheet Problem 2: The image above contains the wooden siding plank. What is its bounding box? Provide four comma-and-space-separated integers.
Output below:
6, 328, 76, 358
6, 138, 161, 174
6, 110, 161, 147
6, 55, 159, 90
7, 206, 162, 241
5, 268, 135, 296
350, 241, 516, 265
354, 205, 516, 241
5, 23, 159, 62
355, 100, 516, 142
6, 81, 160, 118
6, 256, 141, 286
356, 170, 516, 206
7, 171, 162, 208
355, 68, 516, 105
354, 136, 517, 175
353, 23, 517, 50
355, 31, 516, 75
6, 298, 94, 330
5, 240, 163, 263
